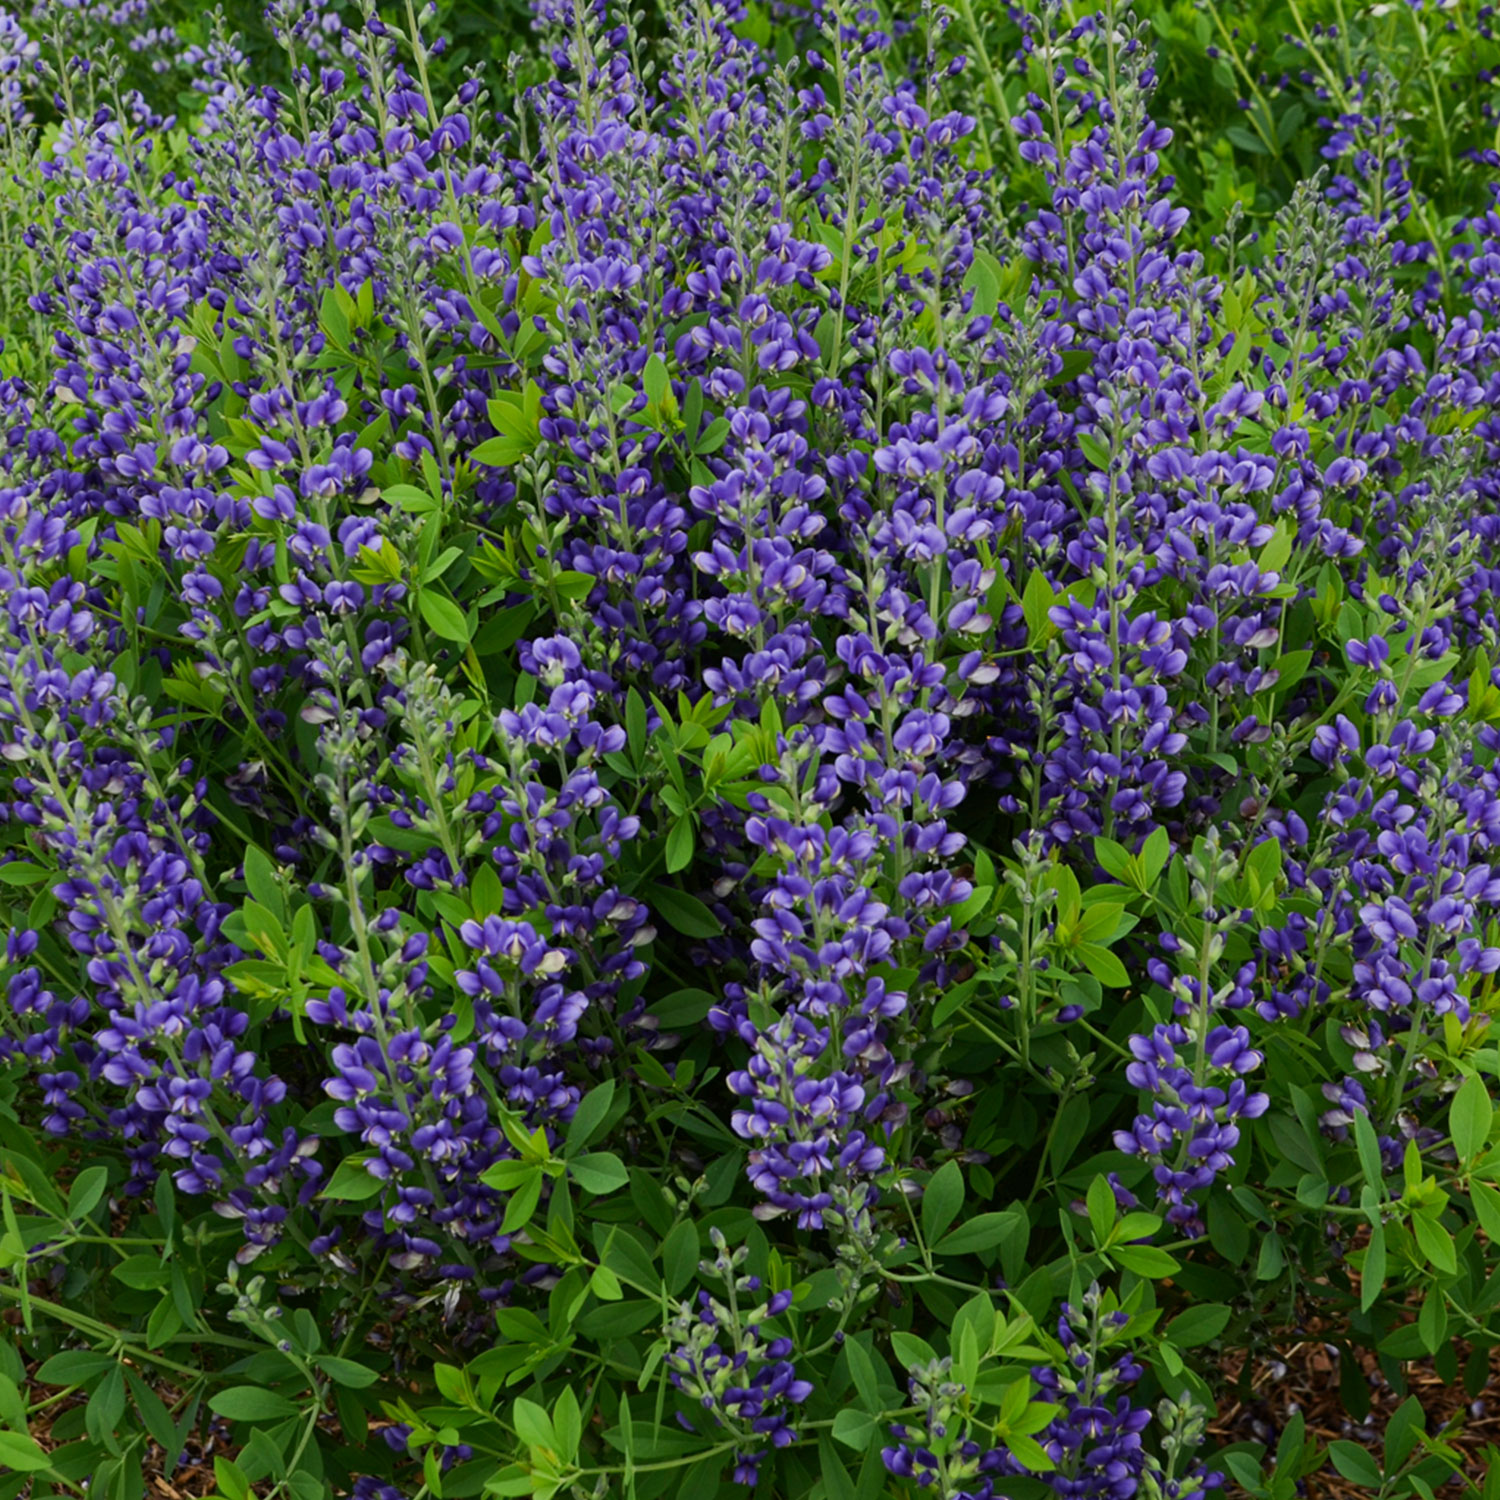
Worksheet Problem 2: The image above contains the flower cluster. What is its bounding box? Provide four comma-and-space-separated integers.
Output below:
666, 1231, 810, 1486
881, 1358, 1010, 1500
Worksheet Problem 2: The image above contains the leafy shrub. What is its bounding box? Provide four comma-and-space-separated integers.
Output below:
0, 2, 1499, 1500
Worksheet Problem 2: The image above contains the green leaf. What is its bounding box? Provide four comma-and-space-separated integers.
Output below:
1411, 1211, 1456, 1275
1075, 942, 1128, 987
1417, 1284, 1447, 1353
418, 589, 471, 644
665, 816, 695, 874
552, 571, 596, 602
844, 1337, 883, 1412
314, 1356, 379, 1389
1326, 1440, 1383, 1488
1360, 1221, 1386, 1314
0, 863, 50, 886
433, 1362, 471, 1407
471, 435, 534, 466
382, 484, 439, 514
484, 1467, 535, 1497
67, 1166, 109, 1222
694, 417, 731, 454
1022, 570, 1057, 645
1245, 836, 1283, 891
645, 883, 722, 939
954, 1322, 981, 1393
962, 248, 1003, 320
320, 1158, 385, 1202
1471, 1179, 1500, 1241
0, 1432, 51, 1471
1385, 1395, 1425, 1472
1206, 1196, 1249, 1265
891, 1331, 937, 1369
832, 1409, 879, 1450
591, 1264, 623, 1301
1006, 1432, 1056, 1473
812, 308, 840, 368
1093, 838, 1131, 882
565, 1080, 616, 1157
1140, 826, 1170, 886
922, 1161, 965, 1246
1275, 101, 1306, 146
1086, 1175, 1115, 1246
935, 1211, 1024, 1258
125, 1367, 180, 1460
473, 600, 537, 658
647, 988, 716, 1028
569, 1152, 630, 1196
112, 1255, 171, 1290
513, 1396, 555, 1453
1077, 432, 1111, 470
577, 1299, 656, 1338
489, 385, 541, 440
1046, 347, 1093, 389
1109, 1213, 1161, 1244
642, 354, 671, 407
625, 688, 648, 762
660, 1220, 699, 1296
1450, 1073, 1492, 1162
1275, 1411, 1306, 1479
1269, 649, 1313, 699
1257, 519, 1294, 575
554, 1386, 582, 1462
242, 844, 282, 921
210, 1387, 300, 1422
1352, 1108, 1385, 1193
236, 898, 287, 959
1164, 1304, 1230, 1348
501, 1170, 542, 1233
154, 1165, 176, 1244
319, 285, 351, 344
931, 974, 981, 1028
820, 1435, 859, 1500
1226, 124, 1269, 156
85, 1364, 125, 1448
36, 1351, 115, 1387
1111, 1243, 1181, 1278
996, 1376, 1032, 1429
1075, 901, 1129, 942
215, 1458, 253, 1500
603, 1416, 705, 1459
1267, 1111, 1323, 1174
1255, 1232, 1285, 1280
683, 378, 704, 441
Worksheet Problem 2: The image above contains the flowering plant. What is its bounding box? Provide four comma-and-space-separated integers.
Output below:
0, 0, 1499, 1498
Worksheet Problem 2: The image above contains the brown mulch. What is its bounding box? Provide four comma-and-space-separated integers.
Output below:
1209, 1326, 1500, 1498
22, 1347, 407, 1499
25, 1363, 238, 1498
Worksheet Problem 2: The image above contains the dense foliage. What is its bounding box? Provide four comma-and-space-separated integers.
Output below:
3, 1, 1500, 1499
